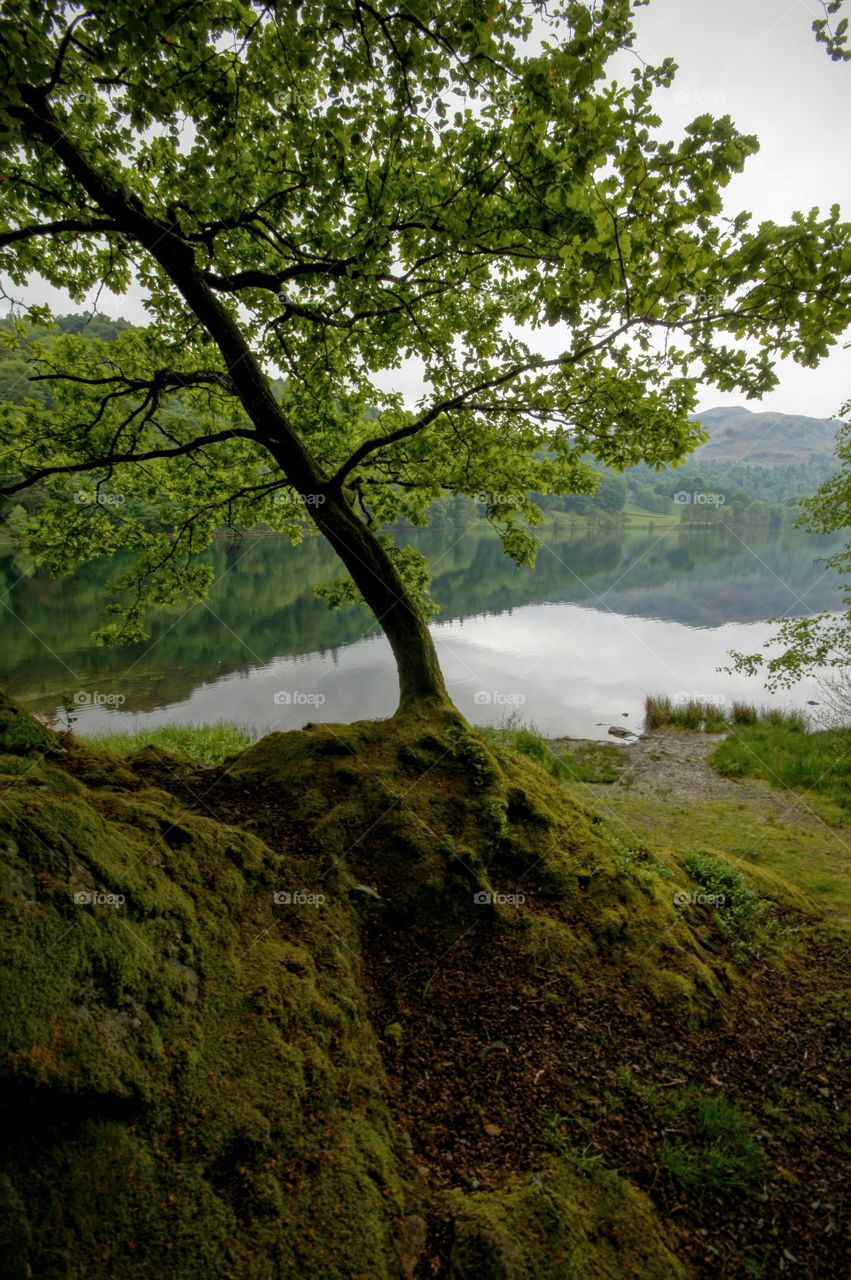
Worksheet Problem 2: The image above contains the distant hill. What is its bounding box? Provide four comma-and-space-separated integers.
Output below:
690, 406, 840, 467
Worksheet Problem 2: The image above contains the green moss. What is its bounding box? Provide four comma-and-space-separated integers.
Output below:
443, 1154, 693, 1280
0, 717, 405, 1277
229, 719, 732, 1020
2, 696, 784, 1277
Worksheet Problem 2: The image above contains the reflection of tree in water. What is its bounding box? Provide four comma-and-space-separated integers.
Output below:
664, 546, 695, 571
1, 523, 845, 715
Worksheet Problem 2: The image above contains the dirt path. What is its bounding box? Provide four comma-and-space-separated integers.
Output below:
550, 728, 841, 835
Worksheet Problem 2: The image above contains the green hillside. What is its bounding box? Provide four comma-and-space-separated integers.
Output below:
690, 406, 839, 467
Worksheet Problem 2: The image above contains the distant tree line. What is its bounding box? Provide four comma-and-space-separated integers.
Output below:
0, 316, 833, 541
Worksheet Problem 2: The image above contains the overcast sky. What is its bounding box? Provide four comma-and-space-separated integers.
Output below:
8, 0, 850, 418
629, 0, 851, 416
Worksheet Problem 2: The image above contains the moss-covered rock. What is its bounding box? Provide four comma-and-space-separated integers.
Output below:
444, 1156, 692, 1280
0, 704, 405, 1278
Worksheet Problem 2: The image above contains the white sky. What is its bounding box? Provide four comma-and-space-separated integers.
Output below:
8, 0, 851, 418
629, 0, 851, 416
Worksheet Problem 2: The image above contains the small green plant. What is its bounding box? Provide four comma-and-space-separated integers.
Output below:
58, 693, 79, 733
544, 1111, 570, 1155
591, 819, 671, 881
0, 711, 50, 755
658, 1088, 764, 1197
593, 821, 640, 875
682, 851, 769, 960
78, 722, 253, 766
479, 799, 509, 839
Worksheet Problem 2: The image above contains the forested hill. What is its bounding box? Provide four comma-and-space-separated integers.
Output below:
691, 405, 840, 467
0, 313, 132, 407
0, 317, 840, 512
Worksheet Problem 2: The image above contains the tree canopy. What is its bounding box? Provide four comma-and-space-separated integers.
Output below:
1, 0, 850, 706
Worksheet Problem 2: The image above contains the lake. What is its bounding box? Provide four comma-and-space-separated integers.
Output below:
0, 519, 845, 740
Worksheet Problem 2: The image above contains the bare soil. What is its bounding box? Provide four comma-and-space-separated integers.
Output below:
550, 729, 838, 834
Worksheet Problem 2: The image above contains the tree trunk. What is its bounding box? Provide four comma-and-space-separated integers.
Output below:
5, 99, 455, 716
307, 490, 451, 711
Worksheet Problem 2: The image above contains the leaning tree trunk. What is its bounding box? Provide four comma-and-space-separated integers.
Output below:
9, 97, 453, 715
308, 490, 451, 711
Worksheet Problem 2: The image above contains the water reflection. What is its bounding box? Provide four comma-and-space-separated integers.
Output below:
0, 521, 844, 739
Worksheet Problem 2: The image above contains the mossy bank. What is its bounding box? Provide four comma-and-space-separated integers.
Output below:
1, 694, 847, 1278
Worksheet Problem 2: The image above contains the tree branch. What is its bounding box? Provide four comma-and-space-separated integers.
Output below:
0, 217, 120, 248
0, 429, 257, 496
202, 257, 360, 292
9, 87, 326, 497
43, 11, 92, 93
328, 320, 636, 490
29, 369, 238, 396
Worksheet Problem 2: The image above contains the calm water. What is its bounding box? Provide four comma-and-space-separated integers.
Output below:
0, 521, 845, 740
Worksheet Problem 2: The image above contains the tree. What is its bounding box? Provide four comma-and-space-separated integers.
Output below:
2, 1, 850, 713
593, 471, 627, 514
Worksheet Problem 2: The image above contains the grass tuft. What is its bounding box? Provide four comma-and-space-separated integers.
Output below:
711, 721, 851, 812
659, 1088, 764, 1197
644, 694, 728, 733
645, 695, 806, 735
77, 721, 253, 766
481, 719, 625, 784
